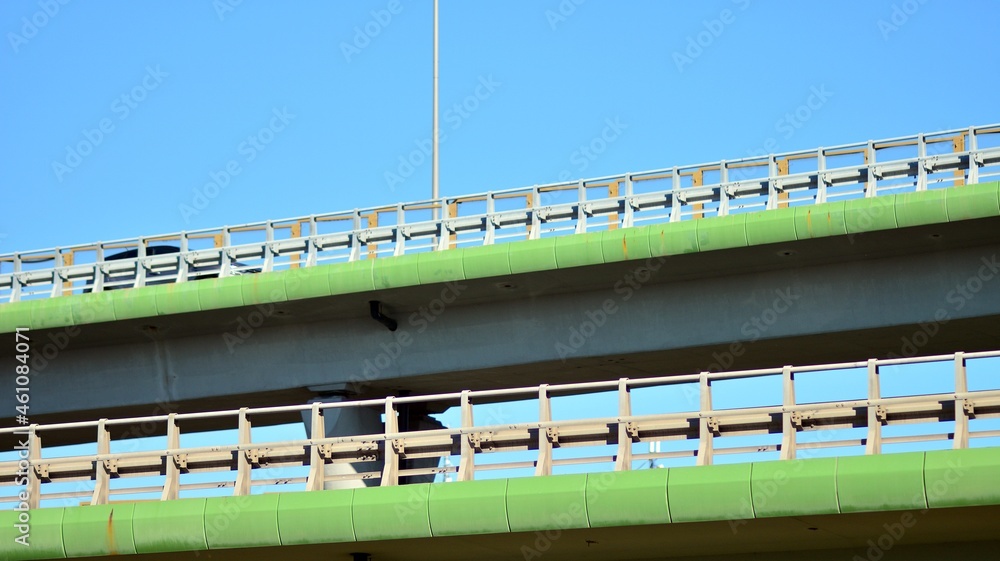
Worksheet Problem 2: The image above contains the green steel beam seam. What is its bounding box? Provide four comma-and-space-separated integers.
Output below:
834, 455, 842, 514
2, 447, 1000, 558
1, 181, 998, 334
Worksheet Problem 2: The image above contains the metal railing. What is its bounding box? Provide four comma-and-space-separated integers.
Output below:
2, 124, 1000, 303
2, 350, 999, 508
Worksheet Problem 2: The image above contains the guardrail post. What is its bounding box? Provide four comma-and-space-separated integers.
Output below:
780, 366, 797, 460
950, 134, 966, 187
865, 359, 882, 455
718, 161, 730, 216
614, 378, 632, 471
135, 239, 147, 289
350, 210, 362, 261
177, 233, 189, 282
777, 158, 790, 208
92, 244, 105, 292
484, 193, 496, 245
11, 254, 22, 302
306, 403, 326, 491
263, 222, 275, 272
967, 126, 979, 185
161, 414, 180, 501
234, 408, 252, 496
622, 174, 634, 229
183, 233, 194, 280
380, 397, 399, 486
288, 222, 302, 268
458, 390, 475, 481
447, 201, 459, 250
766, 155, 778, 210
669, 167, 681, 222
696, 372, 714, 466
528, 185, 541, 240
394, 203, 406, 257
437, 201, 453, 252
306, 216, 318, 267
916, 133, 928, 191
218, 231, 231, 277
26, 426, 40, 509
691, 168, 705, 219
535, 385, 552, 476
865, 141, 877, 197
817, 148, 828, 204
63, 249, 75, 295
51, 249, 63, 298
954, 352, 969, 449
91, 419, 111, 505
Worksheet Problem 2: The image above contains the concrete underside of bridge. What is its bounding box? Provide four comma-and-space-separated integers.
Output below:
3, 216, 1000, 442
79, 507, 1000, 561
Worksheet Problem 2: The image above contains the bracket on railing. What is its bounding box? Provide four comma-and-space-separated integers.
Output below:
963, 400, 976, 416
545, 427, 559, 444
244, 448, 266, 465
706, 418, 720, 434
173, 454, 188, 469
625, 422, 640, 439
391, 439, 405, 455
874, 405, 888, 423
468, 431, 494, 451
315, 444, 333, 460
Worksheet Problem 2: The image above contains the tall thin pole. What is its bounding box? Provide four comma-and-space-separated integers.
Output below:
432, 0, 440, 220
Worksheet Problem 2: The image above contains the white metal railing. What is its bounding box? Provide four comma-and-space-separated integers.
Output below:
1, 350, 998, 508
2, 124, 999, 303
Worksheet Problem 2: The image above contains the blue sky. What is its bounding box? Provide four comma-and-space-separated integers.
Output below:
1, 0, 998, 253
2, 1, 1000, 501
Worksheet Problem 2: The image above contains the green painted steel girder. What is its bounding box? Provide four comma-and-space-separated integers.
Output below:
1, 447, 998, 559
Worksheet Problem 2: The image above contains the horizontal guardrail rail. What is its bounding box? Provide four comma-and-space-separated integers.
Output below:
1, 350, 998, 508
1, 124, 999, 303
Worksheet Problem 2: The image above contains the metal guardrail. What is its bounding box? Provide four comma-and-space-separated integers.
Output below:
2, 124, 1000, 303
2, 350, 999, 508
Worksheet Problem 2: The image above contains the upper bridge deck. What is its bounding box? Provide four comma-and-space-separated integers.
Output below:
2, 124, 998, 307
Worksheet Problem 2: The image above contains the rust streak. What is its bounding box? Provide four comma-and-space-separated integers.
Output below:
622, 236, 628, 259
107, 509, 117, 555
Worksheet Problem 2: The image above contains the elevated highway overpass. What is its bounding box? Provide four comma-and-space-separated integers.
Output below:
3, 124, 1000, 559
1, 125, 1000, 438
1, 350, 1000, 559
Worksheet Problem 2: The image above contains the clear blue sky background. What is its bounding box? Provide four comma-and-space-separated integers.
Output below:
2, 1, 999, 501
1, 0, 998, 253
